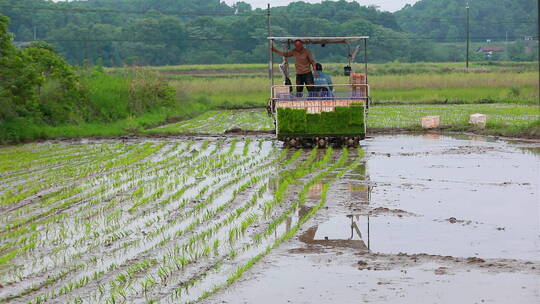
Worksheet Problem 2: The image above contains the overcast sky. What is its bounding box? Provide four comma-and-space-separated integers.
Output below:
224, 0, 420, 12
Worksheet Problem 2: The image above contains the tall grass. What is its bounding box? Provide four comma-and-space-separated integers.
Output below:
367, 72, 539, 89
167, 71, 539, 105
1, 68, 182, 143
373, 86, 539, 104
82, 71, 131, 121
169, 72, 538, 93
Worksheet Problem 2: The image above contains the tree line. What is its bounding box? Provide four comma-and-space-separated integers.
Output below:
0, 0, 538, 66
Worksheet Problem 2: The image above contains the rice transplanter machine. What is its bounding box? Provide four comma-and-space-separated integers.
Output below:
267, 36, 370, 148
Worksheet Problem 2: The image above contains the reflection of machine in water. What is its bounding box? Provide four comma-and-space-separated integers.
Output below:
297, 162, 372, 251
298, 214, 369, 251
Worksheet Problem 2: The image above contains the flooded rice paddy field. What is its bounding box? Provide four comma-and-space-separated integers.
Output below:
206, 134, 540, 304
0, 134, 538, 303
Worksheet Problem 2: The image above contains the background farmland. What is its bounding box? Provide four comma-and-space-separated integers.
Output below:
0, 0, 539, 142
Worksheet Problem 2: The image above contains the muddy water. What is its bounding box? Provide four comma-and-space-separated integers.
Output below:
205, 134, 540, 304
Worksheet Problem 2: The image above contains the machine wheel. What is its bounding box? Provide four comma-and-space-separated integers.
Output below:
346, 137, 359, 148
288, 138, 300, 149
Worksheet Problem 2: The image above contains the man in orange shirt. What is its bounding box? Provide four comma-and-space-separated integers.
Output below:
272, 39, 317, 96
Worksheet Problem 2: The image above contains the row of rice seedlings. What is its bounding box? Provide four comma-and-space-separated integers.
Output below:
10, 140, 274, 302
256, 148, 349, 244
158, 152, 332, 302
253, 148, 364, 250
154, 110, 275, 134
228, 148, 356, 258
27, 151, 276, 303
157, 111, 222, 133
0, 142, 196, 290
192, 112, 233, 133
0, 142, 91, 174
241, 137, 251, 156
156, 149, 329, 302
175, 111, 227, 133
0, 142, 184, 246
2, 141, 183, 226
0, 142, 166, 207
105, 171, 275, 302
281, 149, 303, 167
234, 110, 274, 132
0, 144, 104, 194
152, 182, 268, 302
141, 181, 273, 302
0, 142, 132, 203
68, 140, 237, 250
93, 147, 280, 296
0, 141, 264, 302
1, 157, 243, 302
261, 148, 326, 216
0, 141, 224, 287
107, 167, 278, 302
186, 148, 364, 303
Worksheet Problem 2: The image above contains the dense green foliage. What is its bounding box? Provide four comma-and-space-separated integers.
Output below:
0, 0, 415, 64
396, 0, 538, 42
0, 14, 180, 143
277, 106, 365, 136
395, 0, 539, 61
2, 0, 535, 65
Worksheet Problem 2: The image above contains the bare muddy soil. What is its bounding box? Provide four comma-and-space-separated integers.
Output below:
204, 134, 540, 304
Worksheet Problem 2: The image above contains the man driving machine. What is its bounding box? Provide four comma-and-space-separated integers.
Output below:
271, 39, 317, 96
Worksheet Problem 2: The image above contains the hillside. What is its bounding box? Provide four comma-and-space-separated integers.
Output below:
0, 0, 427, 65
0, 0, 538, 65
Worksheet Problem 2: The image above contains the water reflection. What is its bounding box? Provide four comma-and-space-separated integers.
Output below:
298, 162, 372, 252
298, 213, 370, 251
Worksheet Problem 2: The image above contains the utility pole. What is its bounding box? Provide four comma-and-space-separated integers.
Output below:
466, 2, 470, 68
267, 4, 273, 86
505, 31, 508, 60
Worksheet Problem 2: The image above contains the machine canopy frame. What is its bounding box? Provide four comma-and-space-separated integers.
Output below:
267, 36, 369, 45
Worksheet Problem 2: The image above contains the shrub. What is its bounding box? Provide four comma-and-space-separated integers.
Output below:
128, 68, 177, 114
